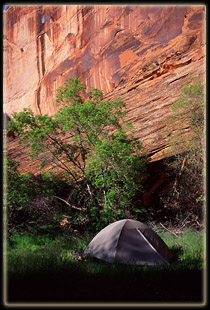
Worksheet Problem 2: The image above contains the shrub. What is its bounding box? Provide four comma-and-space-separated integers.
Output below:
6, 158, 67, 235
163, 77, 205, 229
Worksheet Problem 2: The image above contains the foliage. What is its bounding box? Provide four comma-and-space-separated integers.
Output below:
6, 158, 67, 235
8, 78, 146, 231
172, 77, 205, 153
163, 77, 205, 229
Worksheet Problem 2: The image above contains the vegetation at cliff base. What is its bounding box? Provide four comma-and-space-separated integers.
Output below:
8, 77, 146, 233
6, 77, 205, 303
160, 77, 205, 229
6, 77, 205, 234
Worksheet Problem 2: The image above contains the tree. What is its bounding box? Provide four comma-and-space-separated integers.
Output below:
8, 78, 146, 230
170, 77, 204, 154
163, 77, 205, 229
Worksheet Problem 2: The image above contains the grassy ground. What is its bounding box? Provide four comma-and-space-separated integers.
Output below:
5, 227, 206, 304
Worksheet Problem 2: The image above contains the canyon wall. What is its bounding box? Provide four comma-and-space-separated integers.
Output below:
3, 5, 206, 173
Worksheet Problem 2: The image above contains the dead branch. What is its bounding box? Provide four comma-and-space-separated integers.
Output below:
159, 222, 180, 238
52, 195, 87, 211
165, 155, 188, 207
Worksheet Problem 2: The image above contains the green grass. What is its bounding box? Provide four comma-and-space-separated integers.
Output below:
158, 228, 205, 267
6, 228, 205, 303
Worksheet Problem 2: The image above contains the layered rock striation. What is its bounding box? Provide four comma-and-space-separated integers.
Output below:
4, 5, 206, 174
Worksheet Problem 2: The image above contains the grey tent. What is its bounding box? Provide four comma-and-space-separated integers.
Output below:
83, 219, 173, 265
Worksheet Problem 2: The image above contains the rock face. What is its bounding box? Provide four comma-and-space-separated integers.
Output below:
4, 5, 206, 173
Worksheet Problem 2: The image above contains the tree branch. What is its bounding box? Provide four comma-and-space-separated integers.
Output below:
53, 195, 87, 211
42, 142, 79, 183
159, 222, 180, 238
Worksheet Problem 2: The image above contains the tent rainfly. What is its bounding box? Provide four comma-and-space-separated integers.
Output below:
83, 219, 173, 265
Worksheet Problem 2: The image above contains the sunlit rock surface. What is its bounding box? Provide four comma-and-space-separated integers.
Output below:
4, 5, 205, 174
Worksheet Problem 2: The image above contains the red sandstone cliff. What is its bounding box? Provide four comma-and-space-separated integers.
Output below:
3, 5, 206, 173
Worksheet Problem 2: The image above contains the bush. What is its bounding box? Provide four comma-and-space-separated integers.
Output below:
162, 77, 205, 229
6, 158, 69, 235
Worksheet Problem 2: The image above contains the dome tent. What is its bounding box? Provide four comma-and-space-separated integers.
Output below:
83, 219, 173, 265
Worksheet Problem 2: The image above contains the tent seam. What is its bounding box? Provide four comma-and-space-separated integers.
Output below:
136, 229, 169, 265
114, 219, 129, 261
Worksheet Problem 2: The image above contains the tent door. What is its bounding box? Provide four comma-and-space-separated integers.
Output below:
136, 229, 169, 265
